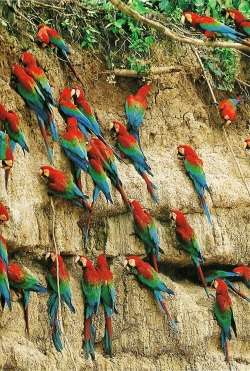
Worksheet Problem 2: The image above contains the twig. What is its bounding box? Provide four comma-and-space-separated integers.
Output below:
109, 0, 250, 52
191, 46, 250, 198
15, 9, 36, 28
235, 78, 250, 88
106, 66, 182, 77
33, 1, 65, 10
50, 198, 78, 371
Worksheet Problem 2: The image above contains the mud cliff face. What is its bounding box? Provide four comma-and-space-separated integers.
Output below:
0, 24, 249, 371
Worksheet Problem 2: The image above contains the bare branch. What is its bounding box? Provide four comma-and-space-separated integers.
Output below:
109, 0, 250, 52
103, 66, 182, 77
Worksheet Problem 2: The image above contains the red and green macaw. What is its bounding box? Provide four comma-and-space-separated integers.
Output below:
87, 138, 130, 207
75, 255, 101, 360
181, 12, 250, 46
124, 256, 179, 333
0, 131, 14, 190
244, 138, 250, 151
11, 64, 55, 163
0, 234, 11, 310
170, 210, 209, 297
0, 104, 29, 153
96, 254, 115, 357
212, 278, 237, 371
60, 117, 89, 192
177, 144, 212, 225
218, 96, 245, 126
0, 202, 9, 225
46, 250, 75, 352
232, 266, 250, 288
125, 84, 150, 144
111, 121, 159, 204
37, 24, 84, 87
38, 165, 92, 212
226, 10, 250, 37
71, 87, 121, 161
8, 262, 47, 335
20, 51, 56, 108
130, 200, 163, 272
205, 269, 250, 303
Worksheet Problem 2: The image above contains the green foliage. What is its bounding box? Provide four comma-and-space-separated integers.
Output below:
201, 47, 238, 91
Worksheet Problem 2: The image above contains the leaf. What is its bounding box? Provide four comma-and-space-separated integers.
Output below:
114, 19, 127, 28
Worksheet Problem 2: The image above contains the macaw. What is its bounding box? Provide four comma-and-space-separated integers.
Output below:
11, 64, 55, 163
0, 131, 14, 190
124, 256, 178, 333
8, 262, 47, 335
37, 24, 85, 87
71, 86, 122, 162
87, 138, 130, 207
177, 144, 212, 225
60, 117, 89, 191
130, 200, 163, 272
0, 202, 8, 225
96, 254, 115, 357
218, 96, 245, 126
38, 165, 92, 212
205, 269, 250, 303
75, 255, 101, 360
20, 51, 56, 107
111, 121, 159, 204
170, 210, 209, 297
0, 234, 11, 310
212, 278, 237, 371
181, 12, 250, 46
46, 250, 75, 352
226, 10, 250, 37
125, 84, 150, 144
0, 104, 29, 153
232, 266, 250, 288
244, 138, 250, 151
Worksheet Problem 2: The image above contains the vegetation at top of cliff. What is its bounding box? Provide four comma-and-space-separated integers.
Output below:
0, 0, 249, 90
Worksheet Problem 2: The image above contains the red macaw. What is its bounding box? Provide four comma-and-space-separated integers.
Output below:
232, 266, 250, 288
0, 234, 11, 310
20, 51, 56, 107
0, 131, 14, 190
60, 117, 89, 192
37, 24, 85, 87
212, 278, 237, 371
111, 121, 159, 204
8, 262, 47, 335
170, 210, 209, 297
130, 200, 163, 272
46, 251, 75, 352
124, 256, 178, 333
181, 12, 250, 46
75, 255, 101, 360
226, 10, 250, 37
96, 254, 115, 357
0, 104, 29, 153
0, 202, 8, 225
11, 64, 55, 163
125, 84, 150, 144
38, 165, 92, 212
218, 96, 245, 126
177, 145, 212, 225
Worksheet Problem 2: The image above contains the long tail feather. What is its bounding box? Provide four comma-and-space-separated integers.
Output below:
4, 168, 10, 191
84, 205, 94, 249
47, 109, 59, 142
97, 134, 123, 163
151, 252, 159, 273
116, 184, 132, 211
140, 172, 159, 205
225, 279, 250, 303
104, 313, 113, 357
84, 315, 95, 359
62, 51, 85, 88
160, 300, 179, 333
199, 194, 212, 225
37, 117, 54, 164
196, 265, 210, 298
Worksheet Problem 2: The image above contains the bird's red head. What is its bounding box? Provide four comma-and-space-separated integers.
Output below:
75, 255, 93, 269
96, 254, 108, 269
0, 104, 7, 122
130, 200, 143, 213
170, 210, 187, 226
12, 64, 25, 77
0, 202, 9, 224
38, 165, 55, 179
124, 255, 144, 269
71, 86, 84, 100
181, 12, 199, 26
244, 138, 250, 151
136, 84, 150, 98
177, 144, 196, 158
212, 278, 228, 293
38, 24, 45, 30
110, 120, 127, 135
232, 266, 250, 279
45, 250, 64, 264
20, 51, 36, 67
226, 9, 245, 22
59, 87, 72, 102
66, 117, 78, 129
